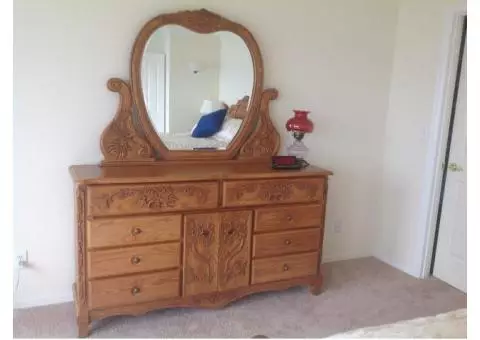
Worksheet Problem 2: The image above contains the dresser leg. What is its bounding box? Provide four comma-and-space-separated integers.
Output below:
309, 274, 323, 296
77, 312, 90, 338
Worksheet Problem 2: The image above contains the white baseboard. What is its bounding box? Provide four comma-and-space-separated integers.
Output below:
14, 293, 73, 310
322, 250, 371, 264
14, 252, 374, 309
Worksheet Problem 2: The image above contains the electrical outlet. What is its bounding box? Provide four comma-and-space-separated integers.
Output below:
333, 221, 342, 234
16, 250, 29, 268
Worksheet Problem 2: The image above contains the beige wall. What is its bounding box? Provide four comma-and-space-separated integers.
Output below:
144, 26, 221, 133
168, 26, 221, 132
14, 0, 398, 308
217, 32, 253, 106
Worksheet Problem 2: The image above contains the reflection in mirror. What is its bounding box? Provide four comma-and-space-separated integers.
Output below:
141, 25, 254, 150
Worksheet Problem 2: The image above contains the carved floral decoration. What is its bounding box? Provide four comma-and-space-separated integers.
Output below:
98, 185, 208, 211
186, 220, 216, 284
219, 213, 250, 285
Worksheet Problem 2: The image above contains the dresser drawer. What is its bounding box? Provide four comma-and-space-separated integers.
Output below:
88, 243, 180, 279
88, 270, 179, 309
87, 215, 181, 249
87, 182, 219, 217
251, 252, 318, 284
253, 228, 321, 258
255, 204, 323, 232
222, 178, 324, 207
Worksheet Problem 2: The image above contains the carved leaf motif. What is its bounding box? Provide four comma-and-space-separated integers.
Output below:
235, 183, 293, 202
105, 120, 134, 159
103, 188, 137, 208
100, 79, 154, 163
182, 186, 208, 204
190, 222, 216, 250
218, 212, 251, 289
293, 182, 320, 200
259, 183, 293, 201
138, 186, 178, 208
184, 218, 217, 287
181, 9, 223, 33
98, 185, 208, 211
239, 89, 280, 158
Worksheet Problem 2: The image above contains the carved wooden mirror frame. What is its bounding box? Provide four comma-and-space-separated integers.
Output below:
100, 9, 280, 165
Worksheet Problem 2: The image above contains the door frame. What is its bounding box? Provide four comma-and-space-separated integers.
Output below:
419, 12, 467, 279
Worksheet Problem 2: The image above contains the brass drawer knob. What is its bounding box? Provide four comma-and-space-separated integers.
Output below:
131, 287, 141, 295
131, 256, 141, 265
284, 239, 292, 245
283, 264, 289, 271
131, 227, 142, 236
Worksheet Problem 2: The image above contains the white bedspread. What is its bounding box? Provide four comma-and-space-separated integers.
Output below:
160, 132, 229, 150
328, 308, 466, 338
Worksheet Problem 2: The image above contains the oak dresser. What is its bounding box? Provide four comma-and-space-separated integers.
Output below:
69, 9, 332, 337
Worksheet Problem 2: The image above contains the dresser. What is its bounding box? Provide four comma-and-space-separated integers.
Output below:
70, 163, 331, 336
70, 8, 332, 336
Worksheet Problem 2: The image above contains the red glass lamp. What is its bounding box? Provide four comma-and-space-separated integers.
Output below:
285, 110, 314, 159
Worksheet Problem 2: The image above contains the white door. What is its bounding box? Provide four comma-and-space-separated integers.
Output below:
141, 52, 166, 133
433, 40, 467, 293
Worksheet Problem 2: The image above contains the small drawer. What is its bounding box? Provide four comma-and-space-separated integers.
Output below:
251, 252, 318, 284
88, 270, 179, 309
222, 178, 324, 208
88, 243, 180, 279
87, 215, 181, 249
87, 181, 219, 217
253, 228, 321, 258
255, 204, 323, 232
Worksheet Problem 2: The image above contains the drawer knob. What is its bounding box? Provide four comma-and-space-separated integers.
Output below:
131, 256, 141, 265
286, 215, 293, 222
227, 229, 235, 235
284, 239, 292, 245
283, 264, 289, 271
131, 227, 142, 236
131, 287, 141, 295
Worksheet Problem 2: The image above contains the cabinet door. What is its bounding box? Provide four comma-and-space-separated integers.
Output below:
218, 211, 252, 291
183, 213, 219, 296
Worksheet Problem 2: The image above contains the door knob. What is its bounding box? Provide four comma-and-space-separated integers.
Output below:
447, 162, 464, 172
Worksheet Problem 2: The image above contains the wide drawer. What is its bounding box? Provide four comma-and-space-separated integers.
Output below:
253, 228, 321, 258
88, 270, 179, 309
86, 181, 219, 216
255, 204, 323, 232
87, 215, 181, 249
251, 252, 318, 284
222, 178, 324, 207
88, 243, 180, 279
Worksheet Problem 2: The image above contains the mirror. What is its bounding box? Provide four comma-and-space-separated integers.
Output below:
140, 25, 254, 151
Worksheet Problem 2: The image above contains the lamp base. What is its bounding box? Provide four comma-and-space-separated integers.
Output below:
287, 139, 309, 160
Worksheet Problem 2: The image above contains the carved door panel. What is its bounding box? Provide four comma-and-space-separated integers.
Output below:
183, 213, 219, 296
218, 211, 252, 291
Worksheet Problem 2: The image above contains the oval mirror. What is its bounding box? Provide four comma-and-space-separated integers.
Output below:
140, 25, 254, 151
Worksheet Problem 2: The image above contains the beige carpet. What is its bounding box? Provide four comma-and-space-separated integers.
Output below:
13, 257, 466, 338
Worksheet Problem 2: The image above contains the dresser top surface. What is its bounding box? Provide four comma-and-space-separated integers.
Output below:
69, 162, 333, 185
